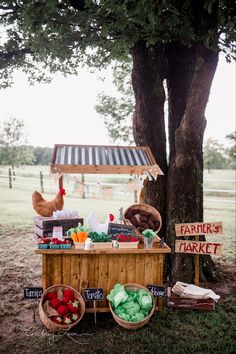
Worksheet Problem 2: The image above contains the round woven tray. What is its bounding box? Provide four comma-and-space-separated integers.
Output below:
109, 283, 155, 330
124, 203, 162, 242
39, 284, 85, 333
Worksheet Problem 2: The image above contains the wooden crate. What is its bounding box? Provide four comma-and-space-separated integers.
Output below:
118, 242, 139, 249
93, 242, 113, 249
35, 226, 71, 238
34, 216, 83, 239
34, 216, 83, 229
167, 292, 216, 311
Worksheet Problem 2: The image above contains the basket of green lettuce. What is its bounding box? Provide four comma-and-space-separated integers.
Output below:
107, 283, 155, 329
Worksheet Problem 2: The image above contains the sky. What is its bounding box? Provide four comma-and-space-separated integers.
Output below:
0, 55, 235, 148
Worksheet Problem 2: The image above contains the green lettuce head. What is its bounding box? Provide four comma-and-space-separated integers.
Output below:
138, 289, 153, 311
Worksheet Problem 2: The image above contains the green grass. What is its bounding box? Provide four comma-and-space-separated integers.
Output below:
4, 296, 236, 354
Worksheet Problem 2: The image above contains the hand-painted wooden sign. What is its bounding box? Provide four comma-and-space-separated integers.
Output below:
175, 222, 223, 236
175, 240, 222, 255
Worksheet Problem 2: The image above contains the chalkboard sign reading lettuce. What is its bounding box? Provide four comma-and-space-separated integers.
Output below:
108, 223, 134, 238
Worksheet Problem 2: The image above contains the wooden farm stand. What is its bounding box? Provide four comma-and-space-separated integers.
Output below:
35, 144, 170, 312
36, 243, 171, 312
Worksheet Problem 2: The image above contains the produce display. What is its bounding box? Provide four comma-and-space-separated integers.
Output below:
116, 234, 138, 242
125, 208, 160, 233
89, 231, 112, 243
67, 223, 90, 243
107, 284, 153, 322
49, 238, 71, 249
38, 237, 71, 249
42, 287, 82, 326
36, 207, 162, 250
142, 229, 157, 238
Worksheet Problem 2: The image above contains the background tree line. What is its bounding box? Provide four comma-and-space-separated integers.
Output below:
0, 117, 235, 169
0, 117, 53, 167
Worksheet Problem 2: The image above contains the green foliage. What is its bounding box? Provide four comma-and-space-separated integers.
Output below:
204, 137, 227, 170
226, 131, 236, 168
204, 133, 236, 171
32, 146, 53, 165
0, 0, 235, 87
95, 61, 134, 144
89, 231, 111, 242
0, 117, 34, 167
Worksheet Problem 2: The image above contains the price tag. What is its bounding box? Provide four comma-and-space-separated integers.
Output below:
53, 226, 63, 240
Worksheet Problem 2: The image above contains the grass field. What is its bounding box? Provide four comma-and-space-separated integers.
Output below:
0, 166, 235, 260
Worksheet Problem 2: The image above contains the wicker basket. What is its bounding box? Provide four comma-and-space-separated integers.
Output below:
124, 203, 162, 242
39, 284, 85, 333
109, 283, 155, 330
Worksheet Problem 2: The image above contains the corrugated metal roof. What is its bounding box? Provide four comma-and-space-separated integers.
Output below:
54, 145, 151, 166
50, 144, 160, 175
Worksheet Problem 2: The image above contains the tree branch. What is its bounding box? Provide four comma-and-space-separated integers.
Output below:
0, 48, 33, 63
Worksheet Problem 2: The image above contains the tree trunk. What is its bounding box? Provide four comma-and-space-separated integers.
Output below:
131, 41, 167, 237
131, 39, 219, 283
166, 45, 219, 283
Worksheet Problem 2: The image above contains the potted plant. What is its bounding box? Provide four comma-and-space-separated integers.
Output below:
142, 229, 157, 248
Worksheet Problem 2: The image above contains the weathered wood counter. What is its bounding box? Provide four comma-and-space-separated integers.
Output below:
35, 243, 171, 312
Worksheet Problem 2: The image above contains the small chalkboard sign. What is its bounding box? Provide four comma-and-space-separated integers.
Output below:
108, 223, 134, 238
147, 285, 166, 298
24, 287, 43, 299
83, 288, 104, 301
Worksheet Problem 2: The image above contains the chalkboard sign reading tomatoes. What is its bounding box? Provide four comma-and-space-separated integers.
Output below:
83, 288, 104, 324
83, 288, 104, 301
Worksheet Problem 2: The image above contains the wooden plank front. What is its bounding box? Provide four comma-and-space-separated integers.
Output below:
62, 254, 71, 286
36, 247, 170, 311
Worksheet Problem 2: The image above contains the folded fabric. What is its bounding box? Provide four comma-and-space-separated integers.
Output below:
172, 281, 220, 302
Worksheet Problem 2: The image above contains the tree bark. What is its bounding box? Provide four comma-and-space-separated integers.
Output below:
131, 41, 167, 237
166, 45, 219, 283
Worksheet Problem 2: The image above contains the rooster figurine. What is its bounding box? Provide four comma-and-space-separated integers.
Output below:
86, 212, 114, 234
32, 188, 65, 217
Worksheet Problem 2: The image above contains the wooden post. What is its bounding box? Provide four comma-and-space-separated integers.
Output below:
12, 167, 16, 181
9, 168, 12, 189
40, 171, 44, 193
194, 235, 200, 286
81, 174, 85, 199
